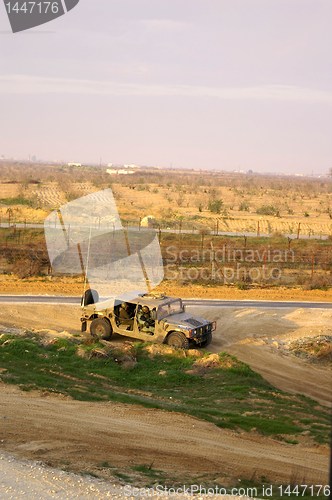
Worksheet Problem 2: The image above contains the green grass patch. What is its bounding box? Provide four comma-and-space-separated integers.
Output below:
0, 196, 33, 207
0, 334, 330, 444
113, 471, 133, 483
131, 463, 165, 480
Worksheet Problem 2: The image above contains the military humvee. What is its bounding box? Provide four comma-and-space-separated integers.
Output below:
80, 290, 216, 349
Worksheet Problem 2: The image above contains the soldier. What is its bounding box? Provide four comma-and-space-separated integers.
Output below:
137, 305, 155, 335
119, 302, 134, 328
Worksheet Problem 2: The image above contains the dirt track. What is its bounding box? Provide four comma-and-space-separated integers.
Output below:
0, 384, 329, 486
192, 306, 332, 407
0, 304, 331, 485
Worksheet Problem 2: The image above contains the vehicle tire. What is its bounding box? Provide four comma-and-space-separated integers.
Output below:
90, 318, 112, 340
166, 331, 189, 350
82, 289, 99, 306
199, 332, 212, 348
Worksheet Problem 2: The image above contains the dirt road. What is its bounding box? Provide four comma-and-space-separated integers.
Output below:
0, 385, 329, 486
190, 306, 332, 407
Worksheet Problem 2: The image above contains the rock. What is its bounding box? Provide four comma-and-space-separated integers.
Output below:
76, 347, 87, 358
88, 348, 109, 359
186, 349, 203, 358
2, 339, 14, 346
143, 344, 185, 358
121, 359, 137, 370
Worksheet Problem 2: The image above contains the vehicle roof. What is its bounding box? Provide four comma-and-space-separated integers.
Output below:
83, 293, 181, 311
123, 293, 180, 307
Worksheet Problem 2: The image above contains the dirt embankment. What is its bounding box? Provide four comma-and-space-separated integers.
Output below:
0, 384, 329, 486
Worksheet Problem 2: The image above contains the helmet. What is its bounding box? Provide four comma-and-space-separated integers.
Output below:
142, 306, 150, 314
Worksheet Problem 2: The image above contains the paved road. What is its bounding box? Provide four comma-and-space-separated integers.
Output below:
0, 222, 329, 240
0, 295, 331, 308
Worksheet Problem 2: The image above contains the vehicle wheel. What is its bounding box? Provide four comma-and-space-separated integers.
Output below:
199, 332, 212, 348
82, 289, 99, 306
90, 318, 112, 340
166, 332, 189, 350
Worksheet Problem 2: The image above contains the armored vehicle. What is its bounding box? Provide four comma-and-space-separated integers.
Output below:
81, 291, 215, 349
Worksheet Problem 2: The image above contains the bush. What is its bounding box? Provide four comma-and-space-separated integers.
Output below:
208, 198, 223, 214
12, 257, 44, 279
239, 201, 250, 212
236, 281, 250, 290
303, 275, 331, 290
256, 205, 279, 216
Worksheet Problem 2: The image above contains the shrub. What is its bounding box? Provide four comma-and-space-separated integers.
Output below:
208, 198, 223, 214
239, 201, 250, 212
256, 205, 279, 216
236, 281, 250, 290
12, 257, 44, 279
303, 275, 331, 290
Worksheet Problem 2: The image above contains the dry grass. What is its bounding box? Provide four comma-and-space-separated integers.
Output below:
0, 163, 331, 239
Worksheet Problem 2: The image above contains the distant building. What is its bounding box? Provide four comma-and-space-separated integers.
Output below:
106, 168, 135, 176
68, 162, 82, 167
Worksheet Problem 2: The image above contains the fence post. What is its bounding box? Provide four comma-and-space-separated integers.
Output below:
287, 237, 292, 251
297, 222, 301, 239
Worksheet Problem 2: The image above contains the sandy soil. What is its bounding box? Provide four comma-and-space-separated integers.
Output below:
0, 452, 268, 500
0, 454, 257, 500
0, 304, 331, 487
1, 275, 332, 302
0, 451, 123, 499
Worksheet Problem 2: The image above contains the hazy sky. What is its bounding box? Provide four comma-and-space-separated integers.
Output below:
1, 0, 331, 174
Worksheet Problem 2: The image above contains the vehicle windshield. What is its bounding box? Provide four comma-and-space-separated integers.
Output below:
158, 299, 184, 320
